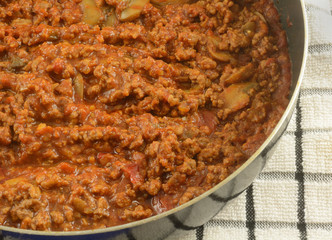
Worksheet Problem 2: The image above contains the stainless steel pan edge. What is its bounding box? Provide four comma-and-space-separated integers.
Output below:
0, 0, 308, 239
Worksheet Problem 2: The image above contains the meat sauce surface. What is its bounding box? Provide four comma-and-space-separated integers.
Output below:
0, 0, 290, 231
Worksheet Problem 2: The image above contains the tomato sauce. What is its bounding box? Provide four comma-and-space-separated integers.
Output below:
0, 0, 290, 231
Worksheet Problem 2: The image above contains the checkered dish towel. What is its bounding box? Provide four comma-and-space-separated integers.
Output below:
166, 0, 332, 239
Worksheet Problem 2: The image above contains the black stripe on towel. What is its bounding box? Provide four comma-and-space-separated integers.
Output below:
305, 4, 331, 15
295, 96, 307, 240
208, 219, 332, 230
300, 88, 332, 96
308, 44, 332, 54
258, 171, 332, 182
246, 185, 256, 240
196, 225, 204, 240
286, 128, 332, 136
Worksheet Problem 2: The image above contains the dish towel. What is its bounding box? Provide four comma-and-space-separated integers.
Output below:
166, 0, 332, 239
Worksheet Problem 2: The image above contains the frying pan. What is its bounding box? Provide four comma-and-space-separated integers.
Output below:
0, 0, 308, 239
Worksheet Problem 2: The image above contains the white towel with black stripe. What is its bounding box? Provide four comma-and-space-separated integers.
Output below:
166, 0, 332, 239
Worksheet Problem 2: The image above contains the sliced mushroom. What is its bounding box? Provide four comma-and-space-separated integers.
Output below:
207, 35, 220, 47
105, 8, 117, 27
254, 11, 267, 24
207, 36, 236, 64
81, 0, 102, 26
172, 63, 190, 82
151, 0, 191, 7
73, 73, 84, 100
120, 0, 150, 22
221, 63, 256, 87
208, 48, 236, 63
222, 82, 257, 112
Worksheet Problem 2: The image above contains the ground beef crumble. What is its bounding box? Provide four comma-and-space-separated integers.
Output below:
0, 0, 290, 231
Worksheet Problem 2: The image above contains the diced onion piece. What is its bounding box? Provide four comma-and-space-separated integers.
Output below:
151, 0, 190, 7
73, 73, 84, 100
81, 0, 102, 26
222, 63, 255, 86
120, 0, 150, 22
222, 82, 257, 111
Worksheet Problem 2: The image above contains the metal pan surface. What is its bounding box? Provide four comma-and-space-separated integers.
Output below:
0, 0, 308, 239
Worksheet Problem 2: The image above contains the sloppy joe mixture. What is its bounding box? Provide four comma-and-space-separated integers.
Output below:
0, 0, 290, 231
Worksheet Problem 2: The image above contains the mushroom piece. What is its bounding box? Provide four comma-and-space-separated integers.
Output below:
151, 0, 191, 7
254, 11, 267, 24
120, 0, 150, 22
81, 0, 102, 26
220, 63, 256, 87
222, 82, 257, 112
105, 8, 117, 26
207, 36, 236, 64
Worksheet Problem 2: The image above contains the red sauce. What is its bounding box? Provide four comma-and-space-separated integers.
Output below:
0, 0, 291, 231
